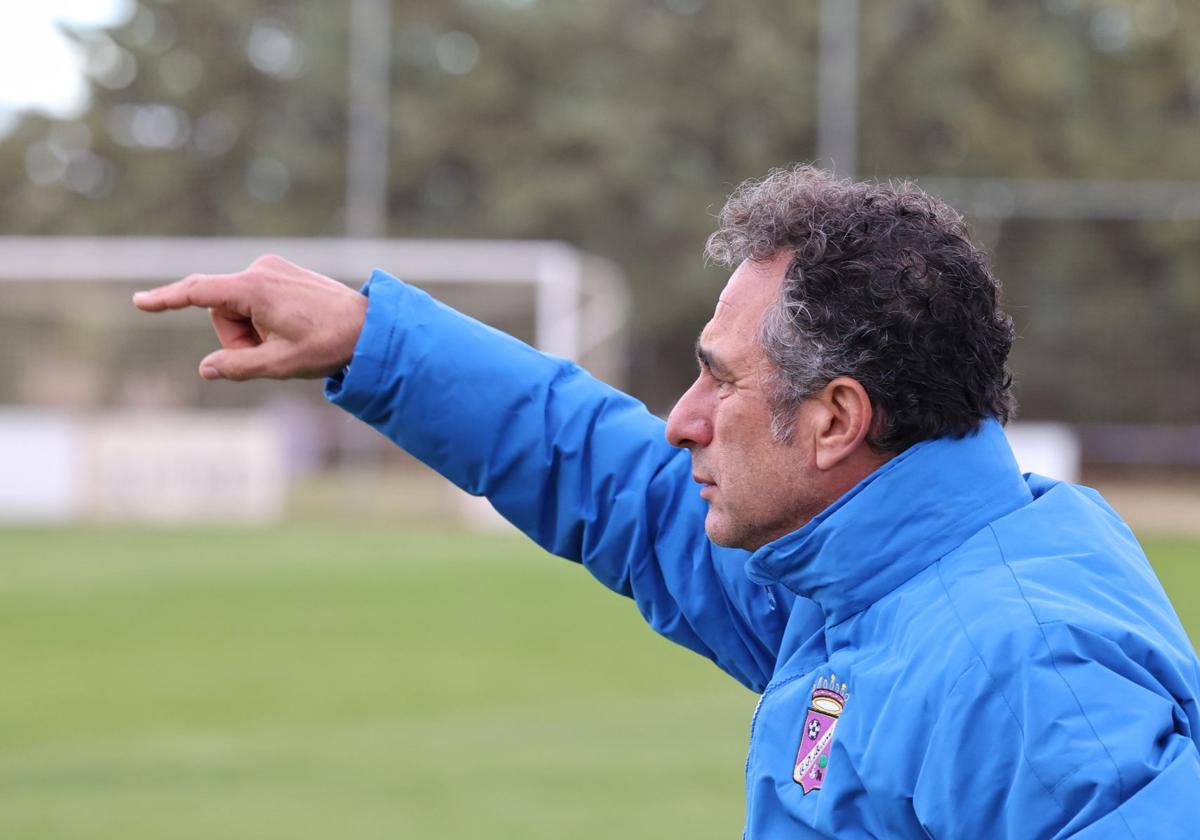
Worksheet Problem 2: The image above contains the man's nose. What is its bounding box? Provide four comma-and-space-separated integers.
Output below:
665, 379, 713, 449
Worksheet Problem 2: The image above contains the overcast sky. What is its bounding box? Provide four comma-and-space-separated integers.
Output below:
0, 0, 133, 133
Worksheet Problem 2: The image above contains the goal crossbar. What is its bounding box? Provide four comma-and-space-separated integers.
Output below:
0, 236, 610, 360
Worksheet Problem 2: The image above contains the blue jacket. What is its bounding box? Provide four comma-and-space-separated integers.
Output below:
327, 272, 1200, 838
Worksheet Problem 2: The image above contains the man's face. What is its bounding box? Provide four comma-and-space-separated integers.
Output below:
666, 252, 825, 551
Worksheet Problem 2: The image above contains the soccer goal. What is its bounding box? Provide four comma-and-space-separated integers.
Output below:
0, 237, 629, 525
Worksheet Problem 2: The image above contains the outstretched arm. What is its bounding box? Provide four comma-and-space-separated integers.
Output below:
134, 256, 791, 691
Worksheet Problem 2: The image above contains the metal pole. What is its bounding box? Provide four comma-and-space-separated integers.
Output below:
535, 245, 583, 361
816, 0, 860, 178
346, 0, 392, 237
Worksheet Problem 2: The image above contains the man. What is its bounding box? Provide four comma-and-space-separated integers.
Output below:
134, 166, 1200, 837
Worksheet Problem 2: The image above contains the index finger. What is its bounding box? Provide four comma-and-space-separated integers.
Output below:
132, 273, 246, 314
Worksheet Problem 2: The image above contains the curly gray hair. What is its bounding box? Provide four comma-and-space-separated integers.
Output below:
705, 165, 1015, 452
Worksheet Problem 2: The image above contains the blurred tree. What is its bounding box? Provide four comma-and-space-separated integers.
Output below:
1, 0, 1197, 421
861, 0, 1200, 423
0, 2, 349, 235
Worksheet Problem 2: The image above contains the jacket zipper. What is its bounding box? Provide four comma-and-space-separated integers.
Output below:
744, 689, 767, 833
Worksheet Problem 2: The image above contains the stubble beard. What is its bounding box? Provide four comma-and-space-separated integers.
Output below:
704, 504, 775, 553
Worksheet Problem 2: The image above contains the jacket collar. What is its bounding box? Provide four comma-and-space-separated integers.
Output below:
745, 419, 1033, 627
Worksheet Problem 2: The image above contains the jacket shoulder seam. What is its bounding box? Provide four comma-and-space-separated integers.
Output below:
987, 524, 1136, 835
934, 555, 1064, 806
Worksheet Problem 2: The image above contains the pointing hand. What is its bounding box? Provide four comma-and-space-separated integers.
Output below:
132, 254, 368, 381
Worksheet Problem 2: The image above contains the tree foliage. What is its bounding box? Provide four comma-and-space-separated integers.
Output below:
2, 0, 1197, 419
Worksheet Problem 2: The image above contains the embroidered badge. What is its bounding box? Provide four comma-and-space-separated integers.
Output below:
793, 674, 849, 794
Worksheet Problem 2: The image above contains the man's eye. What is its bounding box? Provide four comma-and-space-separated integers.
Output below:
700, 365, 733, 392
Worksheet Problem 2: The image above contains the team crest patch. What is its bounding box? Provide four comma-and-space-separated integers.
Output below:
793, 674, 849, 794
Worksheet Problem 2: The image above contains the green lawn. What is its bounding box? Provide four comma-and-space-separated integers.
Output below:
1, 528, 1196, 839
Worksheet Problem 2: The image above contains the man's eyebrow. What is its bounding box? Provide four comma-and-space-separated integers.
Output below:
695, 338, 734, 377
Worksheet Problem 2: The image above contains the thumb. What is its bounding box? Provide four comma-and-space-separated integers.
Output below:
199, 345, 283, 382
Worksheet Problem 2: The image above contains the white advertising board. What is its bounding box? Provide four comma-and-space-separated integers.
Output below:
1004, 422, 1081, 483
0, 410, 80, 522
0, 410, 285, 524
80, 412, 286, 523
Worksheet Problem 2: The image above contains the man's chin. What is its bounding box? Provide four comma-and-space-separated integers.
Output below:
704, 511, 781, 553
704, 512, 752, 551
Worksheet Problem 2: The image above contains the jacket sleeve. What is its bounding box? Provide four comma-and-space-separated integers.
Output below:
324, 271, 787, 691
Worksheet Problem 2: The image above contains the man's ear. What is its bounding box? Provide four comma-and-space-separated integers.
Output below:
811, 377, 874, 471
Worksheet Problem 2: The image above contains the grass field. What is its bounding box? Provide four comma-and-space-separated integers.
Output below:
2, 527, 1197, 839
